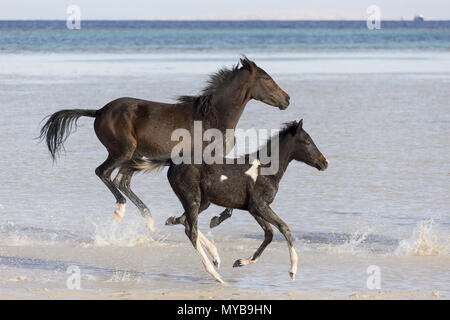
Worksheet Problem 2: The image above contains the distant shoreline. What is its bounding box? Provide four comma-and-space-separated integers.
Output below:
1, 19, 450, 22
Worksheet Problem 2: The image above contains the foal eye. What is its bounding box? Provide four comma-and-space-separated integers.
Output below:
302, 140, 311, 145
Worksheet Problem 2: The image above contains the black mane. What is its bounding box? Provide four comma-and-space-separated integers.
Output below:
278, 121, 299, 137
177, 64, 241, 115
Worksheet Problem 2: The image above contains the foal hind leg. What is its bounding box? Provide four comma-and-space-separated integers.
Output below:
166, 201, 209, 225
166, 202, 221, 268
210, 208, 233, 228
113, 166, 154, 231
183, 204, 224, 283
233, 213, 273, 268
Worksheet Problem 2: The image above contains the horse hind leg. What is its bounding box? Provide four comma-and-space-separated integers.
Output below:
113, 166, 155, 231
95, 150, 134, 223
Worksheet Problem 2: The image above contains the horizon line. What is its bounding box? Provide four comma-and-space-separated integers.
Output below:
1, 18, 449, 22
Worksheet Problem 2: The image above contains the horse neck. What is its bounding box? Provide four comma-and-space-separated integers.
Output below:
211, 71, 253, 130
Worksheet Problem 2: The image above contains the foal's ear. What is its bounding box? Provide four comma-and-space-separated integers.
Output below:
296, 119, 303, 133
240, 57, 256, 72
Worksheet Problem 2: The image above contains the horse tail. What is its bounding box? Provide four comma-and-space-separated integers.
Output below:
39, 109, 97, 161
133, 158, 172, 174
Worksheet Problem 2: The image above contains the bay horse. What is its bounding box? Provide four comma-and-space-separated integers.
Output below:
136, 119, 328, 283
39, 57, 290, 231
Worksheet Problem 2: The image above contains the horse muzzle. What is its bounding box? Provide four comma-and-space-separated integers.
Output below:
316, 156, 329, 171
278, 94, 290, 110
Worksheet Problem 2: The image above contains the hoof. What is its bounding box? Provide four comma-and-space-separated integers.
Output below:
165, 216, 177, 226
146, 217, 155, 232
213, 259, 221, 269
233, 259, 244, 268
114, 211, 123, 222
216, 277, 225, 284
114, 203, 126, 222
289, 272, 296, 280
210, 216, 220, 229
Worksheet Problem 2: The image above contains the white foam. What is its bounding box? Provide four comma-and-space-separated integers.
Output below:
83, 219, 172, 248
395, 219, 448, 256
323, 229, 370, 256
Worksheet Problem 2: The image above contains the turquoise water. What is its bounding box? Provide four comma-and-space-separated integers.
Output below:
1, 20, 450, 53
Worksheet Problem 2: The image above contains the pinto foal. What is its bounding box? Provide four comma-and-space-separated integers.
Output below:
137, 119, 328, 283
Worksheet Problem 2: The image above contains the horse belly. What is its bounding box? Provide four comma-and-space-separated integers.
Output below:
134, 104, 193, 158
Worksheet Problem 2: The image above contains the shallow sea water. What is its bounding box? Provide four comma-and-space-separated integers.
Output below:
0, 52, 449, 299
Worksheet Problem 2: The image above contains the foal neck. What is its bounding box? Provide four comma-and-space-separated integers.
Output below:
255, 133, 293, 183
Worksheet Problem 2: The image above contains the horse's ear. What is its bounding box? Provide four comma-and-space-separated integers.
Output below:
296, 119, 303, 133
240, 57, 255, 72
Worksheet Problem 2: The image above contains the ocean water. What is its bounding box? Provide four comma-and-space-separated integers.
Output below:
0, 21, 449, 299
1, 20, 450, 53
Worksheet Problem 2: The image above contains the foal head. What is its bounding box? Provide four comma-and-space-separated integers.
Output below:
284, 120, 328, 171
241, 57, 290, 110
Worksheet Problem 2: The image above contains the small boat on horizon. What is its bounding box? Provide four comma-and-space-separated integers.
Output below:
413, 15, 425, 22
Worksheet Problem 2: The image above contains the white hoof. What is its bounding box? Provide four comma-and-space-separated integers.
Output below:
114, 203, 126, 222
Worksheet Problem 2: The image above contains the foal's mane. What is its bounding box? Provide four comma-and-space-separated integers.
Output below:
177, 63, 243, 115
239, 121, 299, 161
278, 121, 299, 138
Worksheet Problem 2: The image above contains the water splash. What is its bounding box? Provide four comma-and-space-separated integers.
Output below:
322, 229, 370, 255
84, 219, 174, 248
395, 219, 448, 256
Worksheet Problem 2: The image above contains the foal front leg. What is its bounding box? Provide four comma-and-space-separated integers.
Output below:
233, 213, 273, 267
249, 204, 298, 280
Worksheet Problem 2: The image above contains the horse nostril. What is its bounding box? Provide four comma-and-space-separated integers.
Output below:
286, 94, 290, 102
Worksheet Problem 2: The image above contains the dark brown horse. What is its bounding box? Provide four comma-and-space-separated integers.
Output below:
136, 119, 328, 283
39, 57, 290, 231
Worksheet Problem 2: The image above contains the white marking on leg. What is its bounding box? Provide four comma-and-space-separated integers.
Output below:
238, 257, 258, 266
195, 238, 224, 283
288, 245, 298, 280
220, 175, 228, 182
198, 231, 221, 268
114, 203, 126, 222
146, 216, 155, 232
245, 159, 260, 182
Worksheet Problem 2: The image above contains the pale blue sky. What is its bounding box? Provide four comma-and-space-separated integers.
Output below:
1, 0, 449, 20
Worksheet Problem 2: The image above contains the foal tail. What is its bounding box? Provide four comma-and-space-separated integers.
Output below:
133, 158, 172, 173
39, 109, 97, 160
